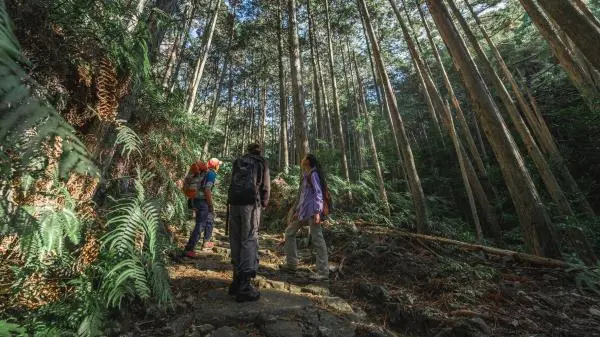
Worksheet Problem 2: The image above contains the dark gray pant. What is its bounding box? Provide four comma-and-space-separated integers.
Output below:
229, 204, 260, 275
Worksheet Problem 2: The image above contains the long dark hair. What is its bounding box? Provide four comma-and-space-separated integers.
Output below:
304, 153, 328, 196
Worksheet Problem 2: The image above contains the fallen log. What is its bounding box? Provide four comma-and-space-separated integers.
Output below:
355, 221, 571, 268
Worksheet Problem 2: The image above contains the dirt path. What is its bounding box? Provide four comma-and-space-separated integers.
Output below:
121, 216, 600, 337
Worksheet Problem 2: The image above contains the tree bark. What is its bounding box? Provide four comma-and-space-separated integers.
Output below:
447, 0, 573, 217
416, 1, 488, 176
390, 0, 482, 241
534, 0, 600, 73
359, 0, 429, 233
352, 51, 392, 217
185, 0, 221, 115
426, 0, 560, 258
307, 0, 323, 142
465, 0, 594, 217
325, 0, 351, 187
518, 0, 600, 109
278, 0, 290, 173
287, 0, 310, 162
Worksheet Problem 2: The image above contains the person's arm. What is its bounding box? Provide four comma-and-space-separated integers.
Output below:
203, 170, 217, 212
311, 172, 324, 215
261, 160, 271, 207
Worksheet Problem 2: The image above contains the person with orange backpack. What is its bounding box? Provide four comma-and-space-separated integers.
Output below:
279, 153, 332, 280
182, 158, 222, 258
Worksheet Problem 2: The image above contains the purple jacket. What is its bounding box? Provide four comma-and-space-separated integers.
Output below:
296, 169, 324, 222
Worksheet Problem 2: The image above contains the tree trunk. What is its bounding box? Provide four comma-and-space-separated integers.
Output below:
359, 7, 405, 183
426, 0, 561, 258
325, 0, 351, 187
447, 0, 574, 217
416, 2, 488, 177
518, 0, 600, 109
162, 4, 193, 89
307, 0, 323, 141
287, 0, 310, 162
465, 0, 594, 217
278, 0, 290, 173
534, 0, 600, 73
222, 73, 234, 157
185, 0, 221, 115
260, 85, 267, 145
390, 0, 482, 241
126, 0, 148, 33
359, 0, 428, 233
352, 51, 391, 217
316, 46, 334, 147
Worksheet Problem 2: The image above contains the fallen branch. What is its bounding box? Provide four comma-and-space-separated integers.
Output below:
393, 230, 569, 268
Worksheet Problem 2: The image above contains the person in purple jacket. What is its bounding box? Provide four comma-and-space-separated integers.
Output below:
280, 154, 329, 280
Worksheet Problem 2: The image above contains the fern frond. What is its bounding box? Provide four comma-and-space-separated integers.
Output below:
115, 122, 142, 159
0, 3, 97, 178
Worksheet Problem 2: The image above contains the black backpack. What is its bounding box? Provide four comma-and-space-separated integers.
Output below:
229, 154, 264, 205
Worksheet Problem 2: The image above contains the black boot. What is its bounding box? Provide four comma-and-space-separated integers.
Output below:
228, 271, 240, 296
235, 272, 260, 302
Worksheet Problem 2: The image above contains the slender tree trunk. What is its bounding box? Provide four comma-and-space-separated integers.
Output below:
352, 51, 391, 217
316, 48, 334, 147
185, 0, 221, 115
359, 7, 405, 182
222, 74, 234, 157
127, 0, 148, 32
325, 0, 351, 188
162, 4, 192, 89
426, 0, 560, 258
260, 85, 267, 144
307, 0, 323, 141
448, 0, 574, 217
278, 0, 290, 172
390, 0, 482, 241
287, 0, 310, 162
518, 0, 600, 109
534, 0, 600, 72
359, 0, 428, 232
466, 0, 594, 217
416, 2, 488, 174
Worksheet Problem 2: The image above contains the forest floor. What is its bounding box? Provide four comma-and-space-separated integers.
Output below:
120, 214, 600, 337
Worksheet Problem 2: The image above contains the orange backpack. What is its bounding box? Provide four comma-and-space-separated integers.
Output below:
183, 161, 208, 199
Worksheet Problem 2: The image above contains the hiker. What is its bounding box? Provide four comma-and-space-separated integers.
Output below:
280, 153, 330, 281
227, 143, 270, 302
182, 158, 222, 258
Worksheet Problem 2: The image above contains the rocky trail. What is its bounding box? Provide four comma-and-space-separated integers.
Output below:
120, 216, 600, 337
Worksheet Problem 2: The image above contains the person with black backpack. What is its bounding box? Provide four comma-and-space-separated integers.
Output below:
227, 143, 270, 302
279, 153, 332, 281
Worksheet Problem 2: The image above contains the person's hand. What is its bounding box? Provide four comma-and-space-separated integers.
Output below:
314, 212, 321, 224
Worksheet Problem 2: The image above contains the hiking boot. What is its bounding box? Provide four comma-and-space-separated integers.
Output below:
228, 271, 240, 296
279, 263, 297, 273
235, 273, 260, 303
202, 241, 215, 250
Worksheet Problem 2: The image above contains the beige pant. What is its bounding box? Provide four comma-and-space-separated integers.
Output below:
284, 218, 329, 276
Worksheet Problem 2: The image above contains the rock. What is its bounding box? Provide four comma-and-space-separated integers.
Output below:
302, 284, 330, 296
322, 297, 354, 315
165, 313, 195, 337
196, 324, 215, 335
262, 320, 304, 337
317, 326, 332, 337
208, 326, 246, 337
589, 307, 600, 317
212, 246, 231, 258
435, 318, 492, 337
269, 280, 287, 291
357, 282, 391, 302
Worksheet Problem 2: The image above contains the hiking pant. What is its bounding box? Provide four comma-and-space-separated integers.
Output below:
184, 199, 213, 251
284, 218, 329, 276
229, 204, 261, 275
